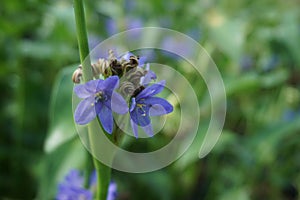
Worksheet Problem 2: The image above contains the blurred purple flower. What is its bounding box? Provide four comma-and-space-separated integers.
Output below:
130, 80, 173, 137
105, 17, 143, 36
74, 76, 128, 133
107, 182, 118, 200
161, 36, 193, 59
56, 169, 92, 200
88, 34, 103, 50
125, 18, 143, 29
57, 170, 117, 200
106, 18, 118, 35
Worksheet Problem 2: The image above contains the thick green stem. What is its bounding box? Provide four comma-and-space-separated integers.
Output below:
73, 0, 93, 82
73, 1, 110, 199
88, 122, 112, 200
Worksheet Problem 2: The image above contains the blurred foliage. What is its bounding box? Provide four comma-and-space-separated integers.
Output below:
0, 0, 300, 199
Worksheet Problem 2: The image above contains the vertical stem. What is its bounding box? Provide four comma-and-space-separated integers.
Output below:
73, 1, 110, 199
73, 0, 93, 82
88, 122, 112, 200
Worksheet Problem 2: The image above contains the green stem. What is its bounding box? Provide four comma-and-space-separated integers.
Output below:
73, 1, 110, 199
88, 122, 112, 200
73, 0, 93, 82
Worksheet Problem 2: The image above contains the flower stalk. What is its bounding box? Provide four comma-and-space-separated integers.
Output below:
73, 0, 92, 82
73, 0, 110, 199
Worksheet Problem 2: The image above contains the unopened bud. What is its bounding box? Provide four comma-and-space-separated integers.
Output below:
72, 65, 83, 83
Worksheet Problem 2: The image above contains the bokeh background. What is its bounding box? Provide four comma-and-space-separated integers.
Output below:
1, 0, 300, 199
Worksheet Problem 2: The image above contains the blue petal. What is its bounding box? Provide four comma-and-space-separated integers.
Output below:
142, 124, 154, 137
95, 101, 103, 115
129, 98, 136, 112
98, 105, 114, 134
74, 97, 96, 125
107, 182, 118, 200
140, 69, 157, 86
85, 79, 101, 93
74, 84, 91, 98
110, 92, 128, 114
130, 119, 139, 138
89, 170, 97, 187
130, 105, 151, 127
98, 76, 119, 94
138, 56, 147, 66
136, 80, 166, 100
145, 97, 173, 116
63, 169, 84, 187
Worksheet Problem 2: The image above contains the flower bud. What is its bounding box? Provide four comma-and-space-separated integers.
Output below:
72, 65, 82, 83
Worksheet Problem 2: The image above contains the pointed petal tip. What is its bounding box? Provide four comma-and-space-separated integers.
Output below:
98, 106, 114, 134
130, 119, 139, 138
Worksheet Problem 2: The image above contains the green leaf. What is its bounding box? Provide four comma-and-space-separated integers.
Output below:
44, 65, 78, 153
247, 116, 300, 164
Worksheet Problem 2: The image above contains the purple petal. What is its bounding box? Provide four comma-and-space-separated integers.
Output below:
85, 79, 101, 93
142, 124, 154, 137
95, 101, 103, 115
136, 80, 166, 100
130, 105, 151, 127
98, 105, 114, 134
107, 182, 118, 200
56, 169, 93, 200
74, 97, 96, 125
89, 170, 97, 187
145, 97, 173, 116
129, 97, 136, 112
110, 92, 128, 114
98, 76, 119, 94
140, 69, 157, 86
74, 84, 91, 98
138, 56, 147, 66
64, 169, 84, 187
126, 18, 143, 29
130, 119, 139, 138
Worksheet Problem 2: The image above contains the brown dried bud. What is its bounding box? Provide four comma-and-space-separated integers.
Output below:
72, 65, 83, 83
119, 81, 136, 97
92, 58, 110, 77
125, 67, 146, 85
110, 60, 123, 76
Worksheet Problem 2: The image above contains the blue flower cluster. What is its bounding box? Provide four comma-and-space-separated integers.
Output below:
73, 51, 173, 137
56, 169, 117, 200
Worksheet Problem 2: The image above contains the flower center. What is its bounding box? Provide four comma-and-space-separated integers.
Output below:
137, 103, 147, 116
94, 91, 107, 103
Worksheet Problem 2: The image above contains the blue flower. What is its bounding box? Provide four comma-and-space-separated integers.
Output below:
140, 63, 157, 86
56, 169, 118, 200
74, 76, 128, 133
130, 80, 173, 137
56, 169, 93, 200
107, 182, 117, 200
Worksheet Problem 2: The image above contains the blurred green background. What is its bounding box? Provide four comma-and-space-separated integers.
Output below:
1, 0, 300, 199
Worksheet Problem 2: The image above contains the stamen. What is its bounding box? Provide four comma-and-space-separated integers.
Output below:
137, 104, 147, 117
95, 91, 106, 102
